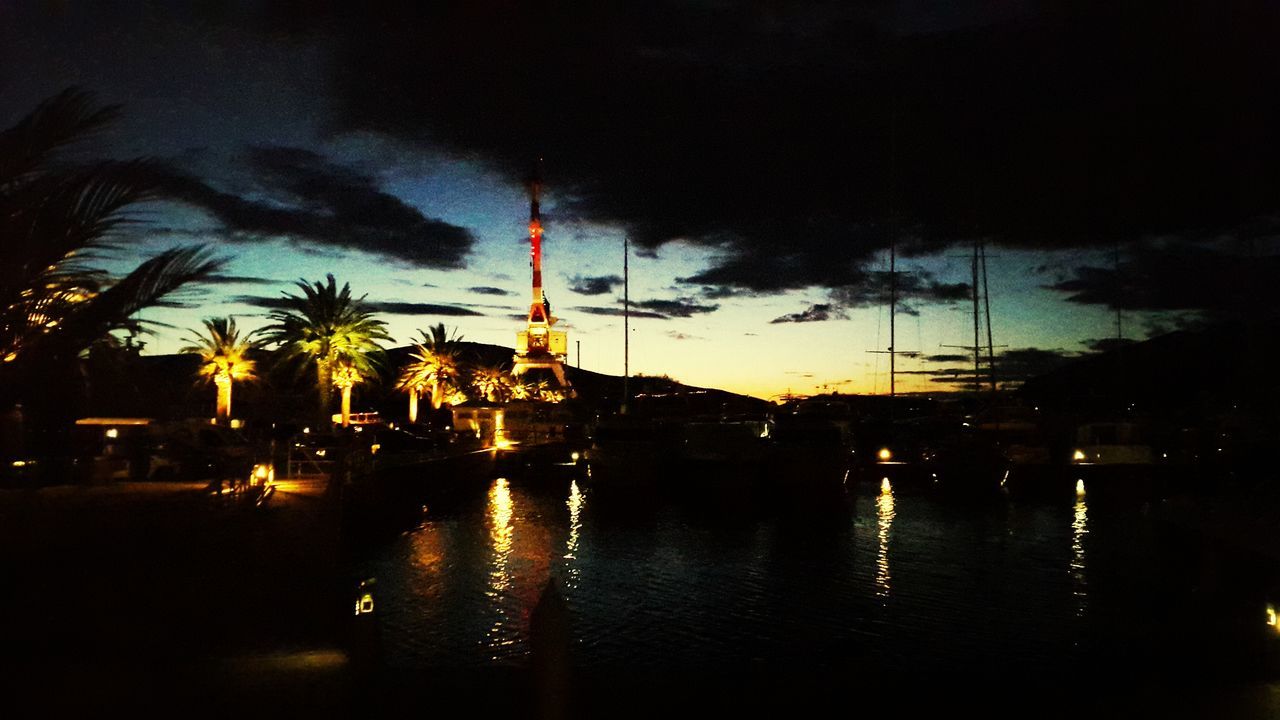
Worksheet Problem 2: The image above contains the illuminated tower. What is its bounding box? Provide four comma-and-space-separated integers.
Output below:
512, 173, 572, 394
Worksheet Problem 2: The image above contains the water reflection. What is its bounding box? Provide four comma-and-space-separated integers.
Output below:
1070, 481, 1088, 618
564, 480, 585, 590
876, 478, 895, 599
486, 477, 516, 658
407, 519, 448, 606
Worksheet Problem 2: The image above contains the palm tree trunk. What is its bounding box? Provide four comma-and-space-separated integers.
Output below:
431, 381, 443, 410
341, 385, 352, 428
317, 358, 332, 427
215, 376, 232, 423
408, 386, 419, 423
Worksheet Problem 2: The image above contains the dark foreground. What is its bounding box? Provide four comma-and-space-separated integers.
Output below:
5, 467, 1280, 718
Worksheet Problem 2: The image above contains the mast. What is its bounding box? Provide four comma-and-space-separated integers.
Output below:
972, 239, 981, 394
622, 235, 630, 413
981, 241, 996, 393
889, 239, 896, 398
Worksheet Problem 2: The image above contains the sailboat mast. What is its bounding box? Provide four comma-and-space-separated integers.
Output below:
972, 239, 981, 395
981, 241, 996, 393
889, 240, 896, 398
623, 235, 630, 413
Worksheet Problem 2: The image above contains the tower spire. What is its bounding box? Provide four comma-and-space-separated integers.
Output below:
512, 160, 572, 396
526, 163, 547, 322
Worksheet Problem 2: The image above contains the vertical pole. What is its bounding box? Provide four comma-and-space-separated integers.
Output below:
972, 239, 981, 395
889, 241, 896, 398
981, 241, 996, 394
1114, 244, 1123, 343
576, 340, 580, 369
622, 236, 630, 413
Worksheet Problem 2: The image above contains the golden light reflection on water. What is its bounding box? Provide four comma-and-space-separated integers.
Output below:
564, 480, 585, 590
486, 477, 516, 657
1070, 489, 1088, 618
876, 479, 895, 599
407, 519, 448, 606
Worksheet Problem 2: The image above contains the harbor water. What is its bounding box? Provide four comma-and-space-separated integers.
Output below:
353, 468, 1280, 711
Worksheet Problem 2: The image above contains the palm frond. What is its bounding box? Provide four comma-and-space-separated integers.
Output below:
0, 87, 120, 189
259, 274, 389, 415
36, 246, 222, 360
0, 159, 160, 311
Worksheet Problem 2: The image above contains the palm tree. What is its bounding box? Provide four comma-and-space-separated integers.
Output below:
470, 365, 512, 403
0, 89, 220, 441
180, 317, 262, 423
261, 275, 389, 427
398, 323, 465, 419
509, 377, 549, 401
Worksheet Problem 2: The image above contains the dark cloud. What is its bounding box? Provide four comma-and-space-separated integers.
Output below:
202, 274, 281, 286
1046, 240, 1280, 323
994, 348, 1079, 384
915, 346, 1079, 390
571, 306, 669, 320
316, 3, 1280, 296
233, 295, 483, 317
827, 269, 970, 315
568, 275, 623, 296
363, 301, 485, 317
697, 285, 740, 300
468, 286, 512, 296
1082, 337, 1136, 355
771, 303, 847, 324
158, 146, 474, 269
632, 297, 718, 318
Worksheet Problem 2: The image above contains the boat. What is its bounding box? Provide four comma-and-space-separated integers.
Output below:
1071, 420, 1156, 467
580, 414, 683, 492
678, 414, 775, 490
768, 398, 856, 490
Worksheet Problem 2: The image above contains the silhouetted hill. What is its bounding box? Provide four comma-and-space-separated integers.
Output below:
1020, 321, 1278, 419
89, 341, 768, 424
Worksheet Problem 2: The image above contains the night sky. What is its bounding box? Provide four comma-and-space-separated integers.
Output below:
3, 1, 1277, 399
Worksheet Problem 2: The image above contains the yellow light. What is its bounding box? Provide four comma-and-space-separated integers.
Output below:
11, 460, 27, 468
303, 427, 311, 434
570, 451, 580, 462
370, 443, 381, 455
253, 464, 270, 480
1076, 479, 1086, 496
878, 448, 892, 461
230, 419, 244, 429
1267, 604, 1278, 629
105, 428, 119, 439
354, 592, 375, 616
881, 477, 892, 494
1072, 449, 1086, 462
315, 448, 326, 458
